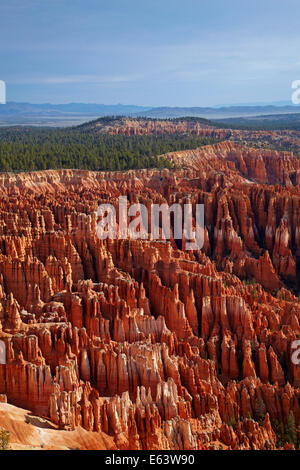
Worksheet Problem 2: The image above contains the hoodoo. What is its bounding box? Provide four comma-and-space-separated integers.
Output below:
0, 142, 299, 450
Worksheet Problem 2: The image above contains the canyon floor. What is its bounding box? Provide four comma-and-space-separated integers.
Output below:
0, 140, 299, 450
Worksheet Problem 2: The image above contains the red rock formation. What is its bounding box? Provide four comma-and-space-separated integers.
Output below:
0, 141, 299, 450
81, 117, 300, 157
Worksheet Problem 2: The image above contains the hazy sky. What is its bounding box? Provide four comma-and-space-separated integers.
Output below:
1, 0, 300, 106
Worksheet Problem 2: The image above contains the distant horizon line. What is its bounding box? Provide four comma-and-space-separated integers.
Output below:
2, 100, 300, 109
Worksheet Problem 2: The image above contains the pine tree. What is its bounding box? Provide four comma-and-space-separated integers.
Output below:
285, 411, 298, 448
254, 397, 266, 424
0, 429, 10, 450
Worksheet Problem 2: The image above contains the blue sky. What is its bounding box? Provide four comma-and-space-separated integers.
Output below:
1, 0, 300, 106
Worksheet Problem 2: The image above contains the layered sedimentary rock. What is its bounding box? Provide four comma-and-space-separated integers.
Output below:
85, 117, 300, 154
0, 141, 299, 450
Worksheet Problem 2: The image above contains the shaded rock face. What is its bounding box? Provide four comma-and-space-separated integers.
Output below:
0, 141, 299, 450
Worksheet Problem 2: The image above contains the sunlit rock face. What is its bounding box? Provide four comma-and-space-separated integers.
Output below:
0, 142, 299, 450
85, 116, 300, 155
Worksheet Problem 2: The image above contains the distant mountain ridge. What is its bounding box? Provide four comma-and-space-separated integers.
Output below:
0, 102, 152, 116
136, 105, 300, 119
0, 101, 300, 126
